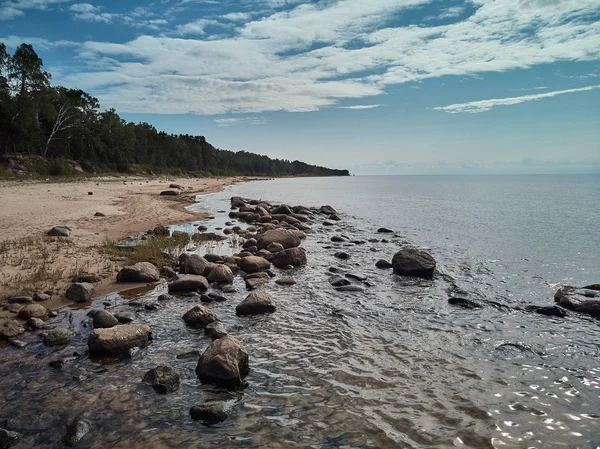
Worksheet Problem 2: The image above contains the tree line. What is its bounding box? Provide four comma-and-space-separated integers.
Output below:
0, 42, 349, 177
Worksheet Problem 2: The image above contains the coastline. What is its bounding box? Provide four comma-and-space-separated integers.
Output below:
0, 175, 258, 326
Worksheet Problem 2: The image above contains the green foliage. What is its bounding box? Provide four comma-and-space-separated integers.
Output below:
0, 42, 350, 178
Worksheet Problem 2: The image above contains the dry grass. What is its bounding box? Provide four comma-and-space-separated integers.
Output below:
101, 233, 191, 267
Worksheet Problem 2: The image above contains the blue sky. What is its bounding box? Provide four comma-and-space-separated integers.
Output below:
1, 0, 599, 174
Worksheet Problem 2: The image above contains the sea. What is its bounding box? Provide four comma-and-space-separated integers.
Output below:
1, 174, 599, 448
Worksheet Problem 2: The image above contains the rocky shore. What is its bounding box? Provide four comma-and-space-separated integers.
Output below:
0, 189, 598, 447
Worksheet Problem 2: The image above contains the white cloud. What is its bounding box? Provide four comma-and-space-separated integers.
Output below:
434, 84, 600, 113
36, 0, 600, 115
0, 0, 70, 20
337, 104, 381, 109
0, 35, 78, 49
214, 116, 269, 126
69, 2, 95, 13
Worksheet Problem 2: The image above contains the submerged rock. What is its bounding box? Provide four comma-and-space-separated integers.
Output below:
189, 399, 237, 425
143, 365, 180, 394
236, 292, 276, 316
319, 205, 337, 215
554, 286, 600, 318
448, 297, 482, 309
392, 248, 436, 279
377, 227, 394, 233
526, 305, 568, 317
195, 335, 249, 388
276, 277, 296, 286
87, 324, 152, 356
329, 276, 351, 287
116, 262, 160, 283
42, 328, 73, 346
63, 419, 91, 446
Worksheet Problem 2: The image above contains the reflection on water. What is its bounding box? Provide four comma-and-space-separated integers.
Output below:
1, 178, 600, 448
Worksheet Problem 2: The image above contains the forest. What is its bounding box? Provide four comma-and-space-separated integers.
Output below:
0, 42, 349, 177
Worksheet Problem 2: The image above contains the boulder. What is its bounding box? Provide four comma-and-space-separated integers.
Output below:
375, 259, 393, 269
238, 256, 270, 274
195, 335, 249, 388
0, 428, 20, 448
179, 254, 211, 276
182, 305, 218, 328
63, 419, 91, 447
0, 320, 25, 340
114, 311, 134, 324
329, 276, 351, 287
331, 236, 346, 243
334, 252, 350, 260
276, 277, 296, 286
392, 248, 436, 279
160, 190, 180, 196
201, 293, 227, 303
7, 296, 32, 304
272, 204, 293, 215
525, 305, 568, 317
116, 262, 160, 283
169, 183, 184, 189
17, 303, 47, 320
266, 242, 284, 253
93, 310, 119, 328
168, 275, 209, 293
377, 227, 394, 233
236, 292, 276, 316
33, 292, 51, 302
47, 225, 72, 237
143, 365, 180, 394
87, 324, 152, 356
160, 266, 177, 279
245, 277, 269, 290
27, 317, 45, 329
554, 286, 600, 318
319, 205, 337, 215
328, 214, 341, 221
272, 247, 307, 268
206, 265, 234, 284
189, 399, 236, 425
256, 229, 301, 250
204, 321, 228, 340
65, 282, 94, 302
153, 225, 170, 236
42, 328, 73, 346
448, 297, 482, 309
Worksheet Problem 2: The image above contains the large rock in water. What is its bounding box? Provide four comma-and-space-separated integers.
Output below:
65, 282, 94, 302
116, 262, 160, 283
554, 285, 600, 318
93, 310, 119, 328
238, 256, 270, 274
236, 292, 275, 316
183, 305, 218, 328
206, 264, 234, 283
42, 328, 73, 346
168, 275, 209, 293
256, 229, 301, 250
195, 335, 249, 388
88, 324, 152, 356
179, 254, 211, 276
272, 247, 307, 268
392, 248, 436, 279
17, 304, 47, 320
0, 320, 25, 340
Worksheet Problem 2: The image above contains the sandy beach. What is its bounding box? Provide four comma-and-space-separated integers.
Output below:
0, 176, 250, 324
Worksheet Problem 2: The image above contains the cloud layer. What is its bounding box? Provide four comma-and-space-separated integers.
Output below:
3, 0, 600, 115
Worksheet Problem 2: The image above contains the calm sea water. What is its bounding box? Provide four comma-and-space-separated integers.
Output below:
1, 174, 599, 448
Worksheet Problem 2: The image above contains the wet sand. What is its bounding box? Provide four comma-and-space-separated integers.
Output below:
0, 176, 253, 324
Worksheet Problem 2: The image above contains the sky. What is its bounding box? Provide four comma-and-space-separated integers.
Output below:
1, 0, 599, 174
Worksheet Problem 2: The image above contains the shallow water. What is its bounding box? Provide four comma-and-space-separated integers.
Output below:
1, 175, 599, 448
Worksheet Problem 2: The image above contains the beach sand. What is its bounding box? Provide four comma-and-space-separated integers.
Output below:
0, 176, 249, 324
